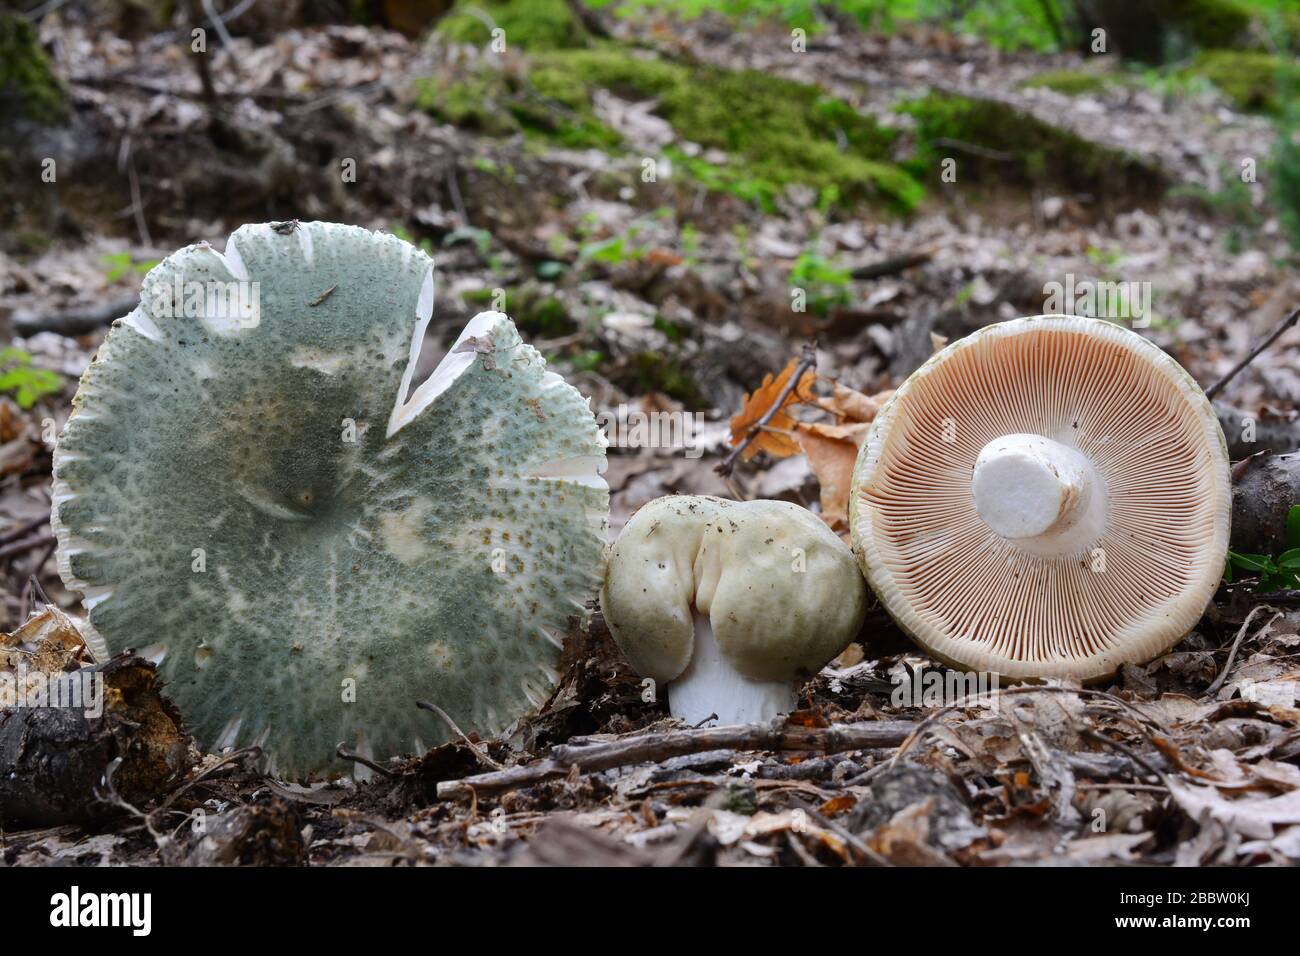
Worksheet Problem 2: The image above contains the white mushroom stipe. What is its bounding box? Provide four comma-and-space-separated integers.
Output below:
600, 495, 866, 726
971, 433, 1107, 554
666, 612, 797, 726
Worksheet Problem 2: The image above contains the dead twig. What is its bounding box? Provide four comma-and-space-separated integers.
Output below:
436, 717, 918, 800
0, 513, 51, 547
13, 297, 139, 337
20, 545, 56, 616
417, 699, 505, 770
850, 249, 933, 281
892, 683, 1168, 765
335, 744, 397, 779
1205, 603, 1281, 697
1205, 305, 1300, 400
715, 342, 817, 477
0, 533, 54, 562
158, 746, 263, 813
1081, 729, 1168, 785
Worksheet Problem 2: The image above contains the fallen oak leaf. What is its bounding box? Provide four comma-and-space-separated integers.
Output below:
728, 354, 818, 461
1167, 778, 1300, 840
813, 381, 894, 424
819, 794, 857, 817
793, 421, 871, 531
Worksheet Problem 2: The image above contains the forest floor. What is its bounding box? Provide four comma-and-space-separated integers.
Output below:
2, 5, 1299, 866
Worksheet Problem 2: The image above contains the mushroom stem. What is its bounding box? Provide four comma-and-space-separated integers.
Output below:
666, 612, 797, 726
971, 433, 1106, 553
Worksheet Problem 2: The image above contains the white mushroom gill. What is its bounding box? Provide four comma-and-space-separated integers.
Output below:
850, 315, 1231, 682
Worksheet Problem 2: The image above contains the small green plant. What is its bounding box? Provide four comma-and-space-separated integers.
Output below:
442, 226, 493, 256
102, 252, 158, 283
579, 235, 639, 266
1225, 505, 1300, 591
388, 224, 435, 256
680, 222, 701, 267
789, 250, 853, 315
0, 346, 62, 408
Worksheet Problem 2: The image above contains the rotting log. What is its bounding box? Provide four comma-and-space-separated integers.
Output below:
1217, 403, 1300, 460
1231, 452, 1300, 556
0, 654, 191, 827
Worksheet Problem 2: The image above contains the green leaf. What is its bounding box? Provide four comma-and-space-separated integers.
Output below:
1287, 504, 1300, 551
1228, 551, 1273, 573
536, 260, 567, 280
0, 348, 62, 408
1278, 548, 1300, 570
443, 226, 492, 256
102, 251, 132, 283
1257, 569, 1298, 593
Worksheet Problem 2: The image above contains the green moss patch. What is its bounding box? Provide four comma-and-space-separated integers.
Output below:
464, 283, 576, 338
415, 44, 923, 213
1161, 0, 1255, 47
1020, 69, 1122, 96
527, 48, 923, 212
901, 92, 1166, 197
1185, 50, 1299, 115
632, 350, 703, 405
0, 13, 68, 126
435, 0, 590, 51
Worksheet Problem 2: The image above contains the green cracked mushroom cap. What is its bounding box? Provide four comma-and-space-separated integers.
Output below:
51, 221, 609, 779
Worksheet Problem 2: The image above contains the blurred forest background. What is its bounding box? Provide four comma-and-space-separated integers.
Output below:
2, 0, 1298, 552
2, 0, 1298, 556
2, 0, 1300, 866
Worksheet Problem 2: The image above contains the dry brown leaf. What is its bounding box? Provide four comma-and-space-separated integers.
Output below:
1168, 778, 1300, 839
728, 358, 817, 461
793, 422, 870, 529
820, 382, 893, 423
867, 798, 953, 866
819, 794, 857, 817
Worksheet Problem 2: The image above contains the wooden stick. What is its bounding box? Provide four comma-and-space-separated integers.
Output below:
1205, 304, 1300, 400
0, 533, 54, 562
850, 249, 933, 281
436, 718, 918, 800
1205, 604, 1281, 697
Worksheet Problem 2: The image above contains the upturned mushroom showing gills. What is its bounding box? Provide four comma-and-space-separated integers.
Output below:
51, 222, 609, 779
601, 495, 867, 725
851, 314, 1230, 682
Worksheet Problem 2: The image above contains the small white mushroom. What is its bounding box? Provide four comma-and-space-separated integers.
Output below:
601, 495, 867, 725
851, 314, 1231, 682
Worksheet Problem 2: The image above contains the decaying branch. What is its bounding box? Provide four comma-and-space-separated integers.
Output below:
1216, 403, 1300, 459
1206, 305, 1300, 401
0, 654, 191, 827
1230, 452, 1300, 555
436, 718, 919, 800
13, 295, 140, 336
